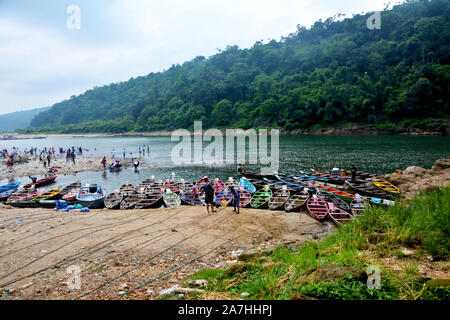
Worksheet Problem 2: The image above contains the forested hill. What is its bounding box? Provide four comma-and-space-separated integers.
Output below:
26, 0, 449, 134
0, 107, 50, 132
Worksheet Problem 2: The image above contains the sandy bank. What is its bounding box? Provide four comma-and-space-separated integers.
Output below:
0, 205, 332, 300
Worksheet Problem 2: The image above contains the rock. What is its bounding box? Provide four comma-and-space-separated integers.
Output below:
290, 293, 318, 300
177, 294, 185, 299
403, 166, 427, 176
432, 158, 450, 171
241, 292, 250, 298
295, 265, 367, 287
425, 279, 450, 288
401, 248, 416, 256
188, 279, 208, 288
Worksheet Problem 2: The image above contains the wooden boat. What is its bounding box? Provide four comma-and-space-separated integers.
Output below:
144, 182, 164, 194
238, 178, 256, 194
24, 174, 58, 189
371, 179, 400, 195
345, 181, 390, 198
136, 178, 156, 193
350, 198, 366, 217
238, 188, 252, 208
163, 191, 181, 207
109, 164, 122, 172
0, 181, 21, 193
243, 178, 265, 190
104, 191, 124, 209
7, 189, 46, 208
250, 186, 272, 209
32, 188, 62, 202
317, 191, 350, 211
180, 191, 202, 206
168, 172, 183, 182
62, 189, 79, 203
240, 170, 278, 181
164, 180, 180, 193
306, 195, 329, 220
135, 192, 164, 209
180, 182, 194, 194
268, 188, 291, 210
38, 200, 59, 208
284, 191, 310, 212
215, 189, 232, 207
60, 182, 81, 198
328, 203, 355, 226
0, 188, 19, 201
6, 188, 32, 202
120, 193, 146, 210
119, 182, 135, 194
76, 184, 105, 209
367, 197, 396, 206
316, 186, 356, 202
213, 179, 226, 194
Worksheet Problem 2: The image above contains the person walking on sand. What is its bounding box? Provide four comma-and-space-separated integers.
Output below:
71, 151, 76, 164
229, 186, 240, 214
192, 181, 199, 202
47, 154, 51, 167
200, 178, 216, 214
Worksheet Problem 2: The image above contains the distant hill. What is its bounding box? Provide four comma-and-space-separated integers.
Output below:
24, 0, 450, 134
0, 107, 51, 132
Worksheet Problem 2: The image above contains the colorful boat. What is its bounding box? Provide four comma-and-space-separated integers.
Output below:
136, 177, 156, 193
215, 189, 232, 207
163, 190, 181, 207
104, 191, 124, 209
32, 188, 62, 202
268, 188, 291, 210
180, 191, 203, 206
306, 195, 328, 220
317, 191, 350, 211
164, 180, 180, 193
0, 181, 21, 193
213, 179, 226, 194
345, 181, 390, 198
284, 191, 310, 212
60, 182, 81, 198
250, 186, 272, 209
144, 181, 164, 194
350, 198, 366, 217
371, 179, 400, 195
7, 189, 46, 208
238, 178, 256, 194
119, 182, 135, 194
316, 186, 356, 202
0, 187, 19, 201
328, 203, 355, 226
168, 172, 183, 182
76, 184, 105, 209
238, 188, 252, 208
24, 175, 57, 189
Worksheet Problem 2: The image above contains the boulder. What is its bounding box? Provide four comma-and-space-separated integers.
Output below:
432, 158, 450, 171
295, 265, 367, 287
403, 166, 427, 176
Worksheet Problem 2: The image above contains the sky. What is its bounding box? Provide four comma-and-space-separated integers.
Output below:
0, 0, 393, 115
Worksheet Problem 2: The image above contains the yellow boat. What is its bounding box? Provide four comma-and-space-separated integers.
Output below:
371, 179, 400, 194
32, 188, 62, 201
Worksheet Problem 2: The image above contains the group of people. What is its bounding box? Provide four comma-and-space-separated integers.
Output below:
111, 145, 150, 160
191, 177, 241, 214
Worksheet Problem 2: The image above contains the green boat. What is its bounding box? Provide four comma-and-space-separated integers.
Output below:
250, 185, 272, 209
163, 190, 181, 207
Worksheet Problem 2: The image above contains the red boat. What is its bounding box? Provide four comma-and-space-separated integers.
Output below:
24, 174, 58, 189
306, 196, 329, 221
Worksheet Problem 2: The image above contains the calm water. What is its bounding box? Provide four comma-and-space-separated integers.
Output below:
1, 135, 449, 194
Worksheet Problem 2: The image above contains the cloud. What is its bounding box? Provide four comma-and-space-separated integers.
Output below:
0, 0, 391, 115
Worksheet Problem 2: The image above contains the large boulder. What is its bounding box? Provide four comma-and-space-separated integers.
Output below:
403, 166, 428, 176
432, 158, 450, 171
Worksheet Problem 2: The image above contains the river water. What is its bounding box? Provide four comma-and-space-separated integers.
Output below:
1, 135, 449, 194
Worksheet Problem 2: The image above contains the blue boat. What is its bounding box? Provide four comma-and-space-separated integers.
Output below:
238, 178, 256, 194
76, 184, 105, 209
0, 181, 21, 193
0, 187, 19, 201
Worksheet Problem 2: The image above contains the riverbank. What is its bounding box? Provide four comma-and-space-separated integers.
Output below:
10, 119, 450, 138
179, 187, 450, 300
0, 206, 332, 300
0, 155, 138, 180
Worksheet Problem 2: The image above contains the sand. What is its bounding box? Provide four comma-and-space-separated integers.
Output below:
0, 205, 333, 300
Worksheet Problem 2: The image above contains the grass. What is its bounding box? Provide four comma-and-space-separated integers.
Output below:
184, 187, 450, 300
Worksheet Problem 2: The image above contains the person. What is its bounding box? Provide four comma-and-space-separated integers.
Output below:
237, 164, 242, 173
42, 156, 47, 168
111, 149, 116, 159
101, 157, 107, 169
6, 159, 12, 172
351, 165, 357, 183
229, 186, 240, 214
47, 154, 51, 167
313, 164, 318, 171
71, 151, 76, 164
29, 176, 37, 184
133, 159, 140, 169
123, 149, 126, 159
192, 182, 199, 202
200, 178, 216, 214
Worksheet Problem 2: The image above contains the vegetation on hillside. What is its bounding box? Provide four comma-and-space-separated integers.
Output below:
24, 0, 450, 134
0, 107, 50, 132
183, 187, 450, 300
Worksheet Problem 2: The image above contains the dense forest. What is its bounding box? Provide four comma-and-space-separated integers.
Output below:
24, 0, 449, 134
0, 107, 50, 132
